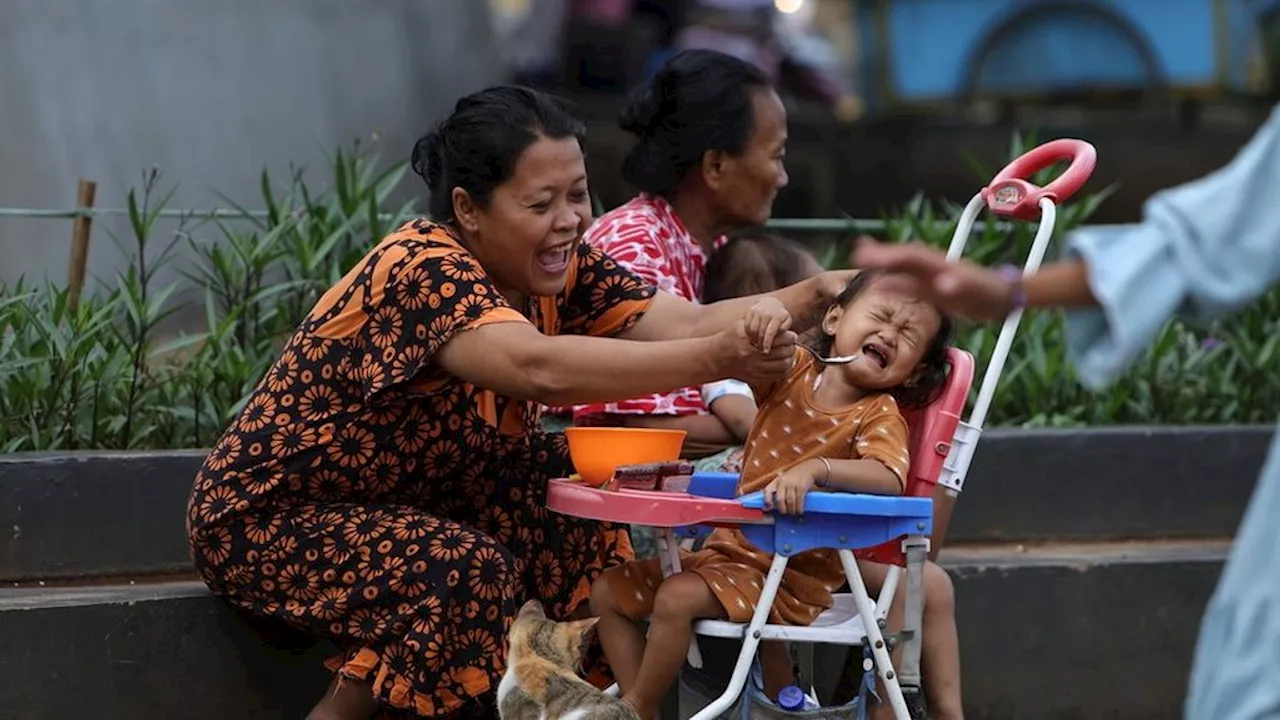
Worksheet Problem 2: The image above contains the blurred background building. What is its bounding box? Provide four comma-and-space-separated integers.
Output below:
491, 0, 1280, 122
485, 0, 1280, 224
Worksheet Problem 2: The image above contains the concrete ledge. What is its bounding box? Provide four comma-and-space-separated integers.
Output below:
939, 537, 1233, 569
947, 425, 1273, 544
1, 451, 204, 581
1, 426, 1270, 581
948, 548, 1224, 719
1, 541, 1225, 720
0, 581, 670, 720
0, 583, 334, 720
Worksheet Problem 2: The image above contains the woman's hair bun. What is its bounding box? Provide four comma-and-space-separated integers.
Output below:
617, 50, 770, 197
410, 130, 443, 188
618, 83, 661, 136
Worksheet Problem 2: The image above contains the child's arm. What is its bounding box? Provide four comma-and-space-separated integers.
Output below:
762, 399, 910, 513
762, 458, 902, 514
700, 379, 757, 442
815, 457, 903, 495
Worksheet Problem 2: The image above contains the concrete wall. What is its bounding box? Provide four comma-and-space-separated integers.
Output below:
0, 0, 505, 289
3, 426, 1271, 718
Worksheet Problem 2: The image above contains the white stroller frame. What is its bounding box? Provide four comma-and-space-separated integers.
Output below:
605, 139, 1098, 720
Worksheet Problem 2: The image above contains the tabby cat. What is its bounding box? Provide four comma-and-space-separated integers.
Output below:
497, 599, 641, 720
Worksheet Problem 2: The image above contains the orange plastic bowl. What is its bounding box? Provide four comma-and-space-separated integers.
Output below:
562, 427, 688, 486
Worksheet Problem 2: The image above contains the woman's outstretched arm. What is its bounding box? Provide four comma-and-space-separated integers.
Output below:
433, 319, 797, 407
619, 270, 857, 342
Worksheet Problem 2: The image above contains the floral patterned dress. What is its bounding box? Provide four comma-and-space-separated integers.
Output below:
572, 193, 717, 421
186, 219, 655, 718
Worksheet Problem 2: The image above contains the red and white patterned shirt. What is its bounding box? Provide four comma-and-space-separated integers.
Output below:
572, 194, 716, 421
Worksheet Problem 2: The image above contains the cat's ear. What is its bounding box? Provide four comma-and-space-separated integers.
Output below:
566, 616, 600, 640
518, 599, 546, 620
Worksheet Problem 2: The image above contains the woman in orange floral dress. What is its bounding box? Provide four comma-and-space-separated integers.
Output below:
186, 86, 852, 720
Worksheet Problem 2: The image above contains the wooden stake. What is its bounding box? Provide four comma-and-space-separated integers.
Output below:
67, 178, 97, 311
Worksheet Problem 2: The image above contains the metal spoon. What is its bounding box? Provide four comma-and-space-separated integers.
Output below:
801, 345, 861, 365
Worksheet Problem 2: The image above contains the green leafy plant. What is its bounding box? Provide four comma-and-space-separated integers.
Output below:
1, 132, 1275, 452
0, 140, 417, 451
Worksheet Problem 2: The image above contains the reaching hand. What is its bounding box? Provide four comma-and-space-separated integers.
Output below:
852, 239, 1021, 321
714, 320, 797, 386
744, 297, 793, 353
762, 461, 820, 515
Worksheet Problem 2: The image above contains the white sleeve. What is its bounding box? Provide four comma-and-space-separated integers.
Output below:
1064, 104, 1280, 388
699, 379, 754, 409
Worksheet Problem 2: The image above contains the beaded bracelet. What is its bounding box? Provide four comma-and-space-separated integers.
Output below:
997, 264, 1028, 312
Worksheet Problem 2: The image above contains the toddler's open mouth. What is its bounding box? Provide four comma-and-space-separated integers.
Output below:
862, 343, 889, 368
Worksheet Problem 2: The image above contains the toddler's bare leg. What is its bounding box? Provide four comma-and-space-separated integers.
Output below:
758, 640, 797, 699
591, 575, 648, 692
860, 560, 964, 720
623, 572, 726, 720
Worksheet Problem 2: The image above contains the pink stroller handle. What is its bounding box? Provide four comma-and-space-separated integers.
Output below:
981, 138, 1097, 220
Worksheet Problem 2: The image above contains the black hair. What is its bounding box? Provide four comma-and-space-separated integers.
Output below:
812, 270, 956, 410
410, 86, 585, 223
619, 50, 771, 197
703, 231, 820, 303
